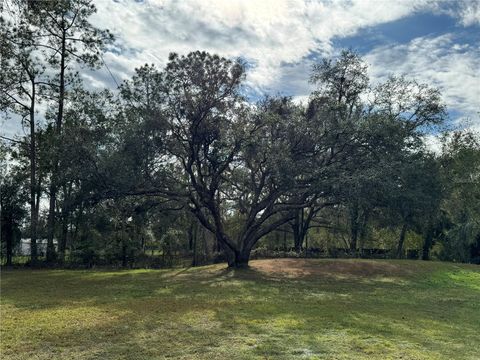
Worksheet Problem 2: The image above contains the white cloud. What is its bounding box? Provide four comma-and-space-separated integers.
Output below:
365, 33, 480, 125
433, 0, 480, 26
458, 1, 480, 26
423, 134, 444, 154
89, 0, 440, 94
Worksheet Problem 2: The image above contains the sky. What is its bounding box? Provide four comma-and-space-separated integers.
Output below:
2, 0, 480, 139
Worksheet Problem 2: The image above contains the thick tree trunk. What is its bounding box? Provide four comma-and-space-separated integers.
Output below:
6, 237, 13, 267
192, 232, 197, 267
216, 234, 252, 269
349, 201, 359, 256
396, 222, 408, 259
293, 233, 302, 252
470, 236, 480, 262
228, 248, 251, 268
122, 244, 128, 267
189, 222, 198, 266
305, 232, 309, 257
227, 234, 256, 268
292, 209, 303, 252
422, 225, 434, 261
58, 212, 68, 263
5, 216, 13, 267
188, 224, 194, 251
292, 207, 314, 252
358, 210, 370, 257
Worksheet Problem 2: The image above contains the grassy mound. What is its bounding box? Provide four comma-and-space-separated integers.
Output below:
1, 259, 479, 359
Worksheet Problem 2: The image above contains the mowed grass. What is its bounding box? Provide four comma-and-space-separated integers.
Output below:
1, 259, 479, 360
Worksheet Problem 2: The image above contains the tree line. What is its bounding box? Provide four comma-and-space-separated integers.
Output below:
1, 0, 479, 268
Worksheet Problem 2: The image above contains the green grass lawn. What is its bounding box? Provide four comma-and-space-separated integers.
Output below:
1, 259, 479, 359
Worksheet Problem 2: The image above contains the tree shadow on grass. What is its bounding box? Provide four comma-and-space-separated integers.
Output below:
1, 259, 421, 312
